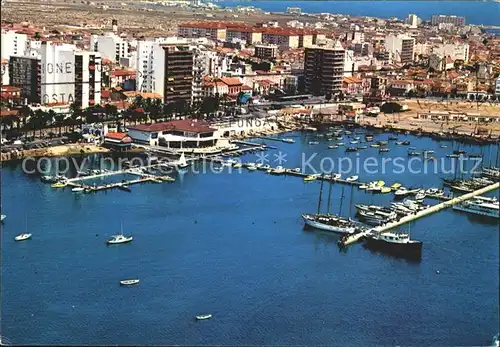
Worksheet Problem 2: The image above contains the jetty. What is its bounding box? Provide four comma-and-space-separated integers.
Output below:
340, 182, 499, 246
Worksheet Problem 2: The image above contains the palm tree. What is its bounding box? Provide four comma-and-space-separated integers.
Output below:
54, 112, 65, 136
69, 103, 82, 131
104, 103, 118, 122
31, 109, 46, 137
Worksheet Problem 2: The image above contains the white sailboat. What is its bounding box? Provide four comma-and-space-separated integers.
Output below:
177, 152, 188, 169
1, 214, 6, 222
15, 214, 31, 241
107, 222, 133, 245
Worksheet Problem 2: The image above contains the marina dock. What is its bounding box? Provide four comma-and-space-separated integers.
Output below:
340, 182, 500, 246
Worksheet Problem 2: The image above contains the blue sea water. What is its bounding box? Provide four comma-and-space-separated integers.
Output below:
221, 1, 500, 26
1, 131, 499, 345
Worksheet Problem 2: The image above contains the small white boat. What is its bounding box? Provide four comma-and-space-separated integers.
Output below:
177, 152, 189, 169
350, 140, 359, 144
292, 168, 301, 173
328, 145, 338, 149
308, 141, 319, 145
425, 188, 444, 196
332, 173, 341, 180
120, 279, 140, 286
247, 165, 257, 171
107, 222, 133, 245
15, 233, 32, 241
1, 214, 6, 222
337, 142, 345, 146
196, 314, 212, 320
282, 138, 295, 144
346, 175, 358, 182
72, 187, 85, 192
415, 191, 426, 201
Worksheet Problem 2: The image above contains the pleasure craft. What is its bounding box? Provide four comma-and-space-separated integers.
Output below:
107, 234, 133, 245
415, 191, 426, 202
196, 314, 212, 320
346, 175, 358, 182
302, 213, 358, 234
364, 231, 422, 259
1, 214, 6, 222
15, 233, 32, 241
282, 138, 295, 144
453, 196, 499, 218
72, 187, 85, 192
328, 145, 339, 149
424, 188, 444, 196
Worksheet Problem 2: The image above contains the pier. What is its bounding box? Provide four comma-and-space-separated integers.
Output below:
340, 182, 500, 246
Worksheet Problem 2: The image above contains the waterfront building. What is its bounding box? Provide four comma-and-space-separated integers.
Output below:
8, 56, 41, 104
163, 44, 193, 106
254, 44, 278, 60
431, 15, 466, 27
103, 132, 133, 151
74, 51, 101, 108
385, 34, 415, 63
136, 40, 166, 97
127, 119, 218, 149
94, 33, 129, 63
304, 42, 345, 96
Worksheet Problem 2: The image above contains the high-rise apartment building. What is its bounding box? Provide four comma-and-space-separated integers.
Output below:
304, 42, 345, 96
385, 34, 415, 63
163, 44, 193, 105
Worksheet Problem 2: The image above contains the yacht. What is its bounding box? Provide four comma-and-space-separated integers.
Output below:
425, 188, 444, 196
357, 209, 398, 226
364, 231, 422, 259
415, 191, 426, 202
302, 213, 357, 234
15, 233, 32, 241
453, 196, 499, 218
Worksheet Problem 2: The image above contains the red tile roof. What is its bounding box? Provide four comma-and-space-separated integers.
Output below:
221, 77, 242, 86
111, 69, 136, 77
105, 132, 129, 140
128, 119, 216, 134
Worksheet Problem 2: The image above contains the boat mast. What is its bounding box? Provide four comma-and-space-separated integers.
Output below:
338, 186, 345, 216
326, 177, 333, 215
121, 220, 123, 235
317, 174, 324, 215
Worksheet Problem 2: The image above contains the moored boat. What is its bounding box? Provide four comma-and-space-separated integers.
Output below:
346, 175, 358, 182
282, 138, 295, 144
302, 213, 357, 234
196, 314, 212, 320
364, 231, 422, 259
72, 187, 85, 192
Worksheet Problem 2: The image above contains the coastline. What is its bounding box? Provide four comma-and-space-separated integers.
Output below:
0, 144, 111, 162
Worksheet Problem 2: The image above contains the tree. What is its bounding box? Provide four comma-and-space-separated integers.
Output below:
482, 39, 488, 46
69, 103, 82, 131
199, 96, 220, 116
54, 112, 65, 136
104, 104, 118, 122
381, 102, 403, 114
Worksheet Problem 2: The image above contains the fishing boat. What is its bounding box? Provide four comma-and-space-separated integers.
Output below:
282, 138, 295, 144
196, 314, 212, 320
365, 134, 374, 141
51, 182, 67, 188
345, 147, 358, 152
328, 145, 339, 149
364, 230, 422, 259
346, 175, 358, 182
120, 279, 140, 286
379, 147, 390, 153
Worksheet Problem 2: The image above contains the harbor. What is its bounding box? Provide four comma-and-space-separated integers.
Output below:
2, 128, 498, 346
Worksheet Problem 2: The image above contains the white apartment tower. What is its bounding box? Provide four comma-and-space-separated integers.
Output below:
432, 43, 469, 62
135, 40, 166, 97
41, 42, 100, 107
385, 34, 415, 63
405, 14, 421, 28
95, 33, 129, 63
